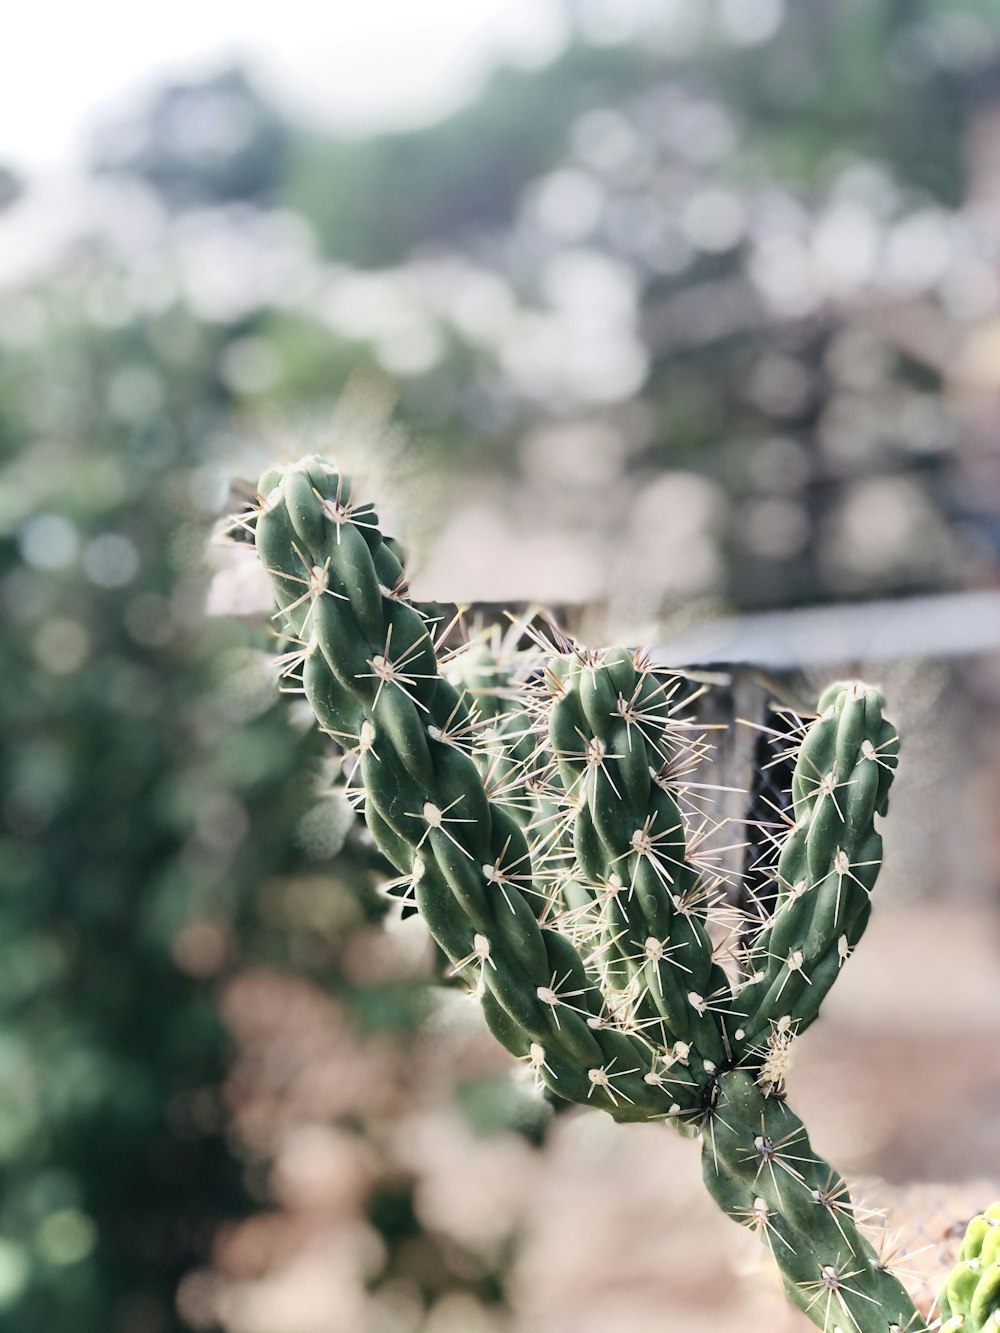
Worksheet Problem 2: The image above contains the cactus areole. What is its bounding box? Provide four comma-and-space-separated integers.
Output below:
249, 455, 927, 1332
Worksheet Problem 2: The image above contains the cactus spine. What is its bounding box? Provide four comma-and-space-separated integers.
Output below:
249, 456, 926, 1332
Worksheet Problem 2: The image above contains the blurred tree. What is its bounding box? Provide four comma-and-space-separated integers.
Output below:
91, 68, 294, 209
290, 43, 662, 267
0, 279, 397, 1330
0, 164, 23, 212
81, 0, 1000, 611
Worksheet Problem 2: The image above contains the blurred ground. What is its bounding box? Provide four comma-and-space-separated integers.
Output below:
196, 901, 998, 1333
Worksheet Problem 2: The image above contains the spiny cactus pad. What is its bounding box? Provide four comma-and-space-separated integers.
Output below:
940, 1205, 1000, 1332
247, 455, 924, 1332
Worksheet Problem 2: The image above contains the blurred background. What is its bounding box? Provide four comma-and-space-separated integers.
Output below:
2, 1, 999, 1329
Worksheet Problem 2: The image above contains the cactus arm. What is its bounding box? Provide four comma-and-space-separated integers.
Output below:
734, 682, 899, 1059
444, 637, 555, 831
254, 458, 702, 1122
547, 646, 737, 1081
703, 1070, 930, 1332
443, 636, 580, 925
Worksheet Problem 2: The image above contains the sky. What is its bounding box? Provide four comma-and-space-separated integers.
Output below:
0, 0, 568, 173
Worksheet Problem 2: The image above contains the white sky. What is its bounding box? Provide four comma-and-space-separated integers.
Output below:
1, 0, 568, 173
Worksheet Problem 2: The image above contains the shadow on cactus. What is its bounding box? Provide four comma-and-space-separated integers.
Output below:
243, 454, 927, 1333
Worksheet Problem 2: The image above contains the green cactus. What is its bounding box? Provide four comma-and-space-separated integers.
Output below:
939, 1205, 1000, 1332
248, 455, 927, 1332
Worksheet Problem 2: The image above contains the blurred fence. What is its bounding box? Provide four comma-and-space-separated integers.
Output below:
655, 589, 1000, 669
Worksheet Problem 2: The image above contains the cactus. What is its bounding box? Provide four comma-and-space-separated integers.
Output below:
247, 455, 927, 1332
939, 1206, 1000, 1332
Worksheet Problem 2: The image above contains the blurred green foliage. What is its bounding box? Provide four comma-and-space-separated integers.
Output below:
0, 294, 398, 1329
